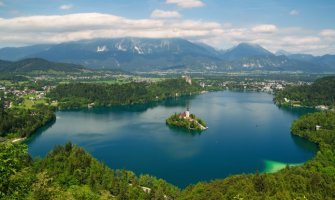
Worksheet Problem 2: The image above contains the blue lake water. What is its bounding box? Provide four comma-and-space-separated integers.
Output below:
27, 91, 317, 188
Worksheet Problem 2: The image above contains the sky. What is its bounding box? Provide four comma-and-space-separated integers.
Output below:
0, 0, 334, 55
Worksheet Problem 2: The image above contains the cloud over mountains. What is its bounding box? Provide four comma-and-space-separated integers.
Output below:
0, 12, 334, 55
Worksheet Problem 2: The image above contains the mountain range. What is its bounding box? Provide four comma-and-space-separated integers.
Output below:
0, 38, 334, 72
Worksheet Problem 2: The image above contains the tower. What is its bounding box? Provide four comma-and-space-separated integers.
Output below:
185, 104, 190, 118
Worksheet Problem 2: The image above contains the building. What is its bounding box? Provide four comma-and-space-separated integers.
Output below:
182, 75, 192, 85
180, 105, 190, 119
185, 106, 190, 118
316, 125, 322, 131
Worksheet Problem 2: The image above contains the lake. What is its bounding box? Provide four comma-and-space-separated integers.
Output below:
27, 91, 317, 188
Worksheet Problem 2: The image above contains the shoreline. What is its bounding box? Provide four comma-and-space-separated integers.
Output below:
11, 137, 27, 143
263, 160, 303, 173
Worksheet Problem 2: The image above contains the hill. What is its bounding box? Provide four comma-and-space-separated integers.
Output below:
0, 58, 87, 73
274, 76, 335, 107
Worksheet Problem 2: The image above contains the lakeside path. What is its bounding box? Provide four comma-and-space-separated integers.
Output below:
11, 137, 26, 143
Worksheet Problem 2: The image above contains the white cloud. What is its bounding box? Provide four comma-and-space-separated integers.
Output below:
320, 29, 335, 38
282, 36, 320, 45
0, 13, 221, 45
251, 24, 277, 33
59, 4, 73, 10
166, 0, 205, 8
289, 10, 299, 16
0, 13, 333, 55
151, 9, 181, 18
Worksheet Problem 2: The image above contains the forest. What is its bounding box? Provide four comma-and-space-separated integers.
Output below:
0, 103, 55, 138
274, 76, 335, 107
48, 78, 202, 109
0, 142, 180, 200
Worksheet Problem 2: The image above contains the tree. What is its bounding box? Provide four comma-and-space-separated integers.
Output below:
0, 143, 30, 198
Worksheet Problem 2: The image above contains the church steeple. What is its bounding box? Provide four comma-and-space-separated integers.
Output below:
185, 104, 190, 118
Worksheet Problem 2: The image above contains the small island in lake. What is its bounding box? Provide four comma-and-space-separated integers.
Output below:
166, 106, 208, 131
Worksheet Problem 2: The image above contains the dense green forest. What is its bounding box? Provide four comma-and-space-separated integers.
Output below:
0, 105, 55, 138
166, 113, 207, 131
274, 76, 335, 107
48, 78, 202, 109
0, 142, 180, 199
1, 111, 334, 199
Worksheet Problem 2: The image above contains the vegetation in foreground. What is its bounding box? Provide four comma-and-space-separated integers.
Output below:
274, 76, 335, 108
166, 113, 207, 132
0, 142, 180, 200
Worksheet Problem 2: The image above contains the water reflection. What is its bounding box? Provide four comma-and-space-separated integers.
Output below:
63, 95, 196, 114
167, 125, 203, 136
25, 118, 56, 144
291, 134, 318, 153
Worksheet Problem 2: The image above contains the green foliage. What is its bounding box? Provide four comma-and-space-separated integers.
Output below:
0, 106, 55, 138
274, 76, 335, 107
0, 143, 30, 198
0, 142, 180, 199
48, 78, 202, 109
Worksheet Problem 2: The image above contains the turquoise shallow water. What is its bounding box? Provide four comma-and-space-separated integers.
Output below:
27, 91, 317, 188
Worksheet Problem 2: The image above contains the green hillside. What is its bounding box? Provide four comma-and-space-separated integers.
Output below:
0, 58, 86, 73
274, 76, 335, 107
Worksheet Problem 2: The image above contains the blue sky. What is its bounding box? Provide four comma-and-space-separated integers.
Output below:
0, 0, 334, 54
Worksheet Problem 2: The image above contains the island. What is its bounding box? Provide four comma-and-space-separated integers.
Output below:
166, 107, 207, 131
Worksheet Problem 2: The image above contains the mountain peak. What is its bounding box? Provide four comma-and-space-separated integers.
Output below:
236, 42, 261, 48
223, 42, 273, 60
275, 50, 291, 56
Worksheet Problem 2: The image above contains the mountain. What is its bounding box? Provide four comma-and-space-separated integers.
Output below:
0, 45, 52, 61
286, 53, 316, 62
221, 43, 274, 60
0, 58, 86, 72
27, 38, 221, 71
218, 43, 324, 71
0, 38, 334, 72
